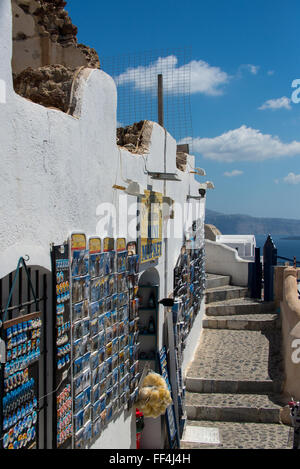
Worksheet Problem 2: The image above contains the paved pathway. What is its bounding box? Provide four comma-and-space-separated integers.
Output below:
181, 274, 293, 449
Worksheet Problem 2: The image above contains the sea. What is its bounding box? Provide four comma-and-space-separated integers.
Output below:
255, 234, 300, 264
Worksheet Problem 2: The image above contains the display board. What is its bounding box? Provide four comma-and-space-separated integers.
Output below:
68, 234, 140, 449
0, 312, 42, 450
51, 242, 72, 449
158, 347, 179, 449
138, 191, 163, 267
173, 240, 206, 437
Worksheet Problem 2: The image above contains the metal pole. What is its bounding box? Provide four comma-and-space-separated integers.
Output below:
158, 74, 164, 127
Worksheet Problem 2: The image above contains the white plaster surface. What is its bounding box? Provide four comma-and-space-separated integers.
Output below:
0, 0, 207, 449
205, 240, 250, 287
182, 426, 221, 445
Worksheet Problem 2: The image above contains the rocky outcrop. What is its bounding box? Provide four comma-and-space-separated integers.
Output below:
117, 121, 153, 154
13, 64, 78, 113
176, 151, 188, 172
12, 0, 100, 74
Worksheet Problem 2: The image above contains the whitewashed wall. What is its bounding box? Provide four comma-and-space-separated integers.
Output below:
0, 0, 206, 449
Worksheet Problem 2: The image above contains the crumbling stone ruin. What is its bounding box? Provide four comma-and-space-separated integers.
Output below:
14, 64, 76, 112
12, 0, 100, 113
117, 121, 153, 154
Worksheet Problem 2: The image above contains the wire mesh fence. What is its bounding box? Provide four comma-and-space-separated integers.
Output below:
101, 47, 193, 149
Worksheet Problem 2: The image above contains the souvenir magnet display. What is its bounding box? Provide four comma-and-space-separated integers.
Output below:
51, 242, 73, 449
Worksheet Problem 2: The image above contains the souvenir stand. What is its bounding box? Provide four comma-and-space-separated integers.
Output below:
52, 233, 141, 449
137, 284, 159, 372
172, 239, 206, 437
51, 242, 72, 449
0, 258, 42, 450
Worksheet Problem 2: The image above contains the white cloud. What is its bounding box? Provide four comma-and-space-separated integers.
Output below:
224, 170, 244, 177
182, 125, 300, 162
115, 55, 230, 96
274, 179, 279, 184
238, 64, 260, 76
247, 64, 260, 75
284, 172, 300, 184
259, 96, 292, 111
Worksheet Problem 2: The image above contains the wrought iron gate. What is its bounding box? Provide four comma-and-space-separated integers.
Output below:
0, 258, 52, 449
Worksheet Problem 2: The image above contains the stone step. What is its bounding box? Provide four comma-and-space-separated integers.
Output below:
205, 285, 249, 304
203, 313, 280, 331
206, 273, 231, 289
185, 377, 282, 394
206, 298, 276, 316
185, 329, 283, 394
180, 420, 292, 449
185, 392, 282, 424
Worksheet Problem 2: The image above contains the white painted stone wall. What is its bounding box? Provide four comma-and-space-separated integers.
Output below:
0, 0, 206, 449
206, 240, 250, 287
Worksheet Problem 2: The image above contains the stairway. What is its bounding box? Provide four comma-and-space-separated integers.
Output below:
181, 273, 292, 449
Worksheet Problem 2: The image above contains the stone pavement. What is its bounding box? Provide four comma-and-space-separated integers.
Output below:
181, 274, 293, 449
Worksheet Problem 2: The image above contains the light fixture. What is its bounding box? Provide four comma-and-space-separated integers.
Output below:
125, 181, 146, 198
187, 195, 203, 201
189, 168, 206, 176
147, 171, 181, 182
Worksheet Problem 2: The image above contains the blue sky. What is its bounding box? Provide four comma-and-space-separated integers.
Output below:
67, 0, 300, 219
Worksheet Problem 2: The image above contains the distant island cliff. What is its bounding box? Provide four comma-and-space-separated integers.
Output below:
206, 209, 300, 236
